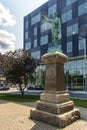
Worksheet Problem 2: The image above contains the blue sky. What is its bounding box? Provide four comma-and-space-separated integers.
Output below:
0, 0, 48, 54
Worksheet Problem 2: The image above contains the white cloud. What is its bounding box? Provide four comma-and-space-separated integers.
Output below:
0, 30, 16, 54
0, 3, 16, 26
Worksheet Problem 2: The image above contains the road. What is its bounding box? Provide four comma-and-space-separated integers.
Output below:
0, 88, 87, 99
68, 90, 87, 99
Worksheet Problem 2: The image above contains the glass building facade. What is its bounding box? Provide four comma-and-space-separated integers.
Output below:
24, 0, 87, 90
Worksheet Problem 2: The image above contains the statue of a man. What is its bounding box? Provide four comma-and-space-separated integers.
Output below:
42, 13, 61, 48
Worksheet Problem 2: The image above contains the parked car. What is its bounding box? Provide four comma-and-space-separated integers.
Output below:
0, 86, 10, 91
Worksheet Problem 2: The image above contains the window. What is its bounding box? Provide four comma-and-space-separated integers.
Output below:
25, 20, 28, 29
66, 0, 72, 6
77, 60, 83, 69
48, 4, 57, 16
31, 13, 41, 25
67, 26, 72, 36
78, 2, 87, 16
34, 27, 37, 35
25, 31, 28, 40
41, 23, 51, 32
67, 10, 72, 21
78, 4, 84, 16
67, 41, 72, 52
67, 23, 78, 36
72, 0, 77, 3
58, 44, 62, 50
84, 2, 87, 13
25, 41, 31, 50
34, 39, 37, 48
66, 0, 77, 6
31, 51, 40, 59
72, 23, 78, 34
78, 38, 86, 50
40, 35, 48, 45
62, 13, 67, 23
62, 10, 72, 23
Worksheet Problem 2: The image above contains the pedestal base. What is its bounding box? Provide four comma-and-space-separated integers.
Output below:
30, 51, 80, 127
30, 108, 80, 128
30, 92, 80, 128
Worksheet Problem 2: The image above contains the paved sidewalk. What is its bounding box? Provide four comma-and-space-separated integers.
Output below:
0, 100, 87, 130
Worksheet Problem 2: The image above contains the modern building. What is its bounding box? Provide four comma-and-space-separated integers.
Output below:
23, 0, 87, 90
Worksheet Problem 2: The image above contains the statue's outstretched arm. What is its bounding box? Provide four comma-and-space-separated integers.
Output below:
42, 15, 51, 23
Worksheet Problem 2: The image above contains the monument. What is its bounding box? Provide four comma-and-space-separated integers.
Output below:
30, 13, 80, 128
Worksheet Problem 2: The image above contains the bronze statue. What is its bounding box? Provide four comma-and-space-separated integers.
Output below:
42, 13, 61, 48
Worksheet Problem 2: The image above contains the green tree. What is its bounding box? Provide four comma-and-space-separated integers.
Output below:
3, 49, 37, 95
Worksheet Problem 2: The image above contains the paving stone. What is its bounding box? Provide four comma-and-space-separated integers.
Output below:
0, 100, 87, 130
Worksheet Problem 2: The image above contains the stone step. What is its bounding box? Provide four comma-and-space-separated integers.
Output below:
30, 108, 80, 128
40, 92, 70, 103
36, 100, 74, 114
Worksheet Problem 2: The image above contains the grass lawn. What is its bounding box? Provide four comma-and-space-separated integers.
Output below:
0, 93, 40, 102
71, 98, 87, 108
0, 93, 87, 108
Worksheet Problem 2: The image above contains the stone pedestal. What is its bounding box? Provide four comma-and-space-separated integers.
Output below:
30, 51, 80, 128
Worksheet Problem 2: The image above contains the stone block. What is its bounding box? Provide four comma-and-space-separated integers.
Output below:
36, 100, 74, 114
40, 92, 70, 103
30, 108, 80, 128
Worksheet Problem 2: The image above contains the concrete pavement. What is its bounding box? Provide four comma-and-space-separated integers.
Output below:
0, 100, 87, 130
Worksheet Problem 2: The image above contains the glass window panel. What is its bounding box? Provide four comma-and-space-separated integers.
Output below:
67, 10, 72, 21
66, 0, 77, 6
58, 44, 62, 50
67, 23, 78, 36
34, 39, 37, 48
78, 4, 84, 16
25, 41, 31, 50
34, 27, 37, 35
25, 31, 28, 40
72, 0, 77, 3
31, 51, 40, 59
48, 4, 57, 16
62, 9, 72, 23
40, 35, 48, 45
25, 20, 28, 29
66, 0, 72, 6
62, 13, 67, 23
77, 60, 83, 69
67, 41, 72, 52
31, 13, 41, 25
70, 61, 75, 69
84, 2, 87, 13
72, 23, 78, 34
67, 26, 72, 36
79, 38, 86, 50
41, 23, 51, 32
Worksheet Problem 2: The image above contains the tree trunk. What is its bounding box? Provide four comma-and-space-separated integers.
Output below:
19, 84, 24, 95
